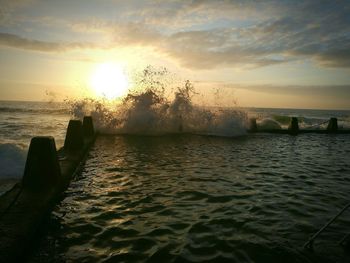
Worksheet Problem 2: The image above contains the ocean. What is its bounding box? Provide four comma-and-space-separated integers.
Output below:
1, 100, 350, 262
0, 101, 70, 195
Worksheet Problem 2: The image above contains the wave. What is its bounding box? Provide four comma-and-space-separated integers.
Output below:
68, 78, 249, 137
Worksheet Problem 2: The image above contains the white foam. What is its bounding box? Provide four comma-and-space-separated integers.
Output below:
258, 119, 282, 130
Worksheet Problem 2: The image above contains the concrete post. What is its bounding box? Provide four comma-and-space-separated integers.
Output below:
83, 116, 94, 137
288, 117, 299, 135
249, 118, 258, 132
64, 120, 84, 151
327, 118, 338, 132
22, 136, 61, 192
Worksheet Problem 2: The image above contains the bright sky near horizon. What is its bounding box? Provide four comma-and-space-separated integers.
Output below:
0, 0, 349, 109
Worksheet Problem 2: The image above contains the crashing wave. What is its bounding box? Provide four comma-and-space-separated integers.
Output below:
67, 67, 248, 137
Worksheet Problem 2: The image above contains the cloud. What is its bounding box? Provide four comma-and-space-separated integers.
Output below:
0, 32, 98, 52
156, 1, 350, 68
1, 0, 349, 69
110, 1, 350, 69
0, 0, 35, 24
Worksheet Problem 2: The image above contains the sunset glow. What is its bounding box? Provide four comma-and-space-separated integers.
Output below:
90, 63, 129, 99
0, 1, 349, 108
1, 2, 350, 262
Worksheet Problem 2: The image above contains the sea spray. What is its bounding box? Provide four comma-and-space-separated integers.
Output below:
67, 68, 249, 136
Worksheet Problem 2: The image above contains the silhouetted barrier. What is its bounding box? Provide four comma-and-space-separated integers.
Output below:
64, 120, 84, 151
0, 116, 96, 262
249, 118, 258, 133
83, 116, 94, 137
248, 117, 350, 135
288, 117, 299, 135
327, 117, 338, 132
22, 136, 61, 192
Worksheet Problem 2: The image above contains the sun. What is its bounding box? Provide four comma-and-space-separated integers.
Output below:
90, 63, 129, 99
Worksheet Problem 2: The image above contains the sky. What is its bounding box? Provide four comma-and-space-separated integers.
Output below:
0, 0, 349, 109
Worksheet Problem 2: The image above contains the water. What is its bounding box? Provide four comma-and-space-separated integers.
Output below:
1, 100, 350, 262
36, 134, 350, 262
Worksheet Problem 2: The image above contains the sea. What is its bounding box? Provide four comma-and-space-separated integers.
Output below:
1, 99, 350, 262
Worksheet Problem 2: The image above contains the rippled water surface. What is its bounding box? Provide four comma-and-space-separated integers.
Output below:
38, 134, 350, 262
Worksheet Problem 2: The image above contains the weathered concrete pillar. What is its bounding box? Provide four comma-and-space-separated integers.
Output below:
83, 116, 94, 137
288, 117, 299, 135
64, 120, 84, 151
327, 118, 338, 132
249, 118, 258, 132
22, 136, 61, 192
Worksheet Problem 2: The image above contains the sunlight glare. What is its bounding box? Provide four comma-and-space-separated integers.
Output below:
90, 63, 129, 99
